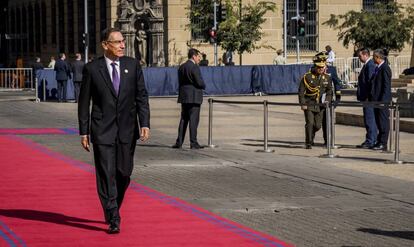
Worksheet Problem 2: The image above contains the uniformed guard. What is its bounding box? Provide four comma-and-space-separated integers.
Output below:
314, 52, 342, 144
298, 55, 333, 149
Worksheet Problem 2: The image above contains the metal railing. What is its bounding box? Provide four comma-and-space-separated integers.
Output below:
0, 68, 34, 90
207, 98, 405, 164
287, 55, 411, 87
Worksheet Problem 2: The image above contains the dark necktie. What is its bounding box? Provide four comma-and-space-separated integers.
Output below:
111, 62, 120, 95
374, 66, 379, 75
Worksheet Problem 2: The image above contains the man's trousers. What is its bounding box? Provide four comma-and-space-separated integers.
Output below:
93, 138, 136, 224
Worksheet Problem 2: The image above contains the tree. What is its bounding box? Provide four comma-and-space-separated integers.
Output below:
187, 0, 276, 65
323, 2, 414, 52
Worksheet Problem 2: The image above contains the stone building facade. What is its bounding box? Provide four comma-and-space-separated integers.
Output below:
5, 0, 414, 67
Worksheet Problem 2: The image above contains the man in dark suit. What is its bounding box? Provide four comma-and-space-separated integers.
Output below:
369, 49, 392, 151
78, 28, 150, 234
71, 53, 85, 103
54, 53, 72, 102
356, 47, 377, 148
172, 48, 206, 149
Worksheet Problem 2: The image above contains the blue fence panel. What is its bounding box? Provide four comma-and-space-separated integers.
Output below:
36, 64, 328, 99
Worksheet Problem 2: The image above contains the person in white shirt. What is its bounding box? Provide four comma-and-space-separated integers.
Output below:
273, 49, 286, 65
325, 45, 335, 65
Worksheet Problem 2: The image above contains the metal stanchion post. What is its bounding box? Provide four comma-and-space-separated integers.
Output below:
331, 104, 339, 149
257, 100, 274, 153
387, 105, 403, 164
35, 78, 40, 103
321, 102, 335, 158
387, 104, 394, 153
42, 79, 46, 102
207, 98, 216, 148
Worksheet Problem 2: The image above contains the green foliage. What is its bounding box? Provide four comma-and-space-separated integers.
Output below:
186, 0, 276, 56
323, 2, 414, 52
218, 1, 276, 55
186, 0, 215, 42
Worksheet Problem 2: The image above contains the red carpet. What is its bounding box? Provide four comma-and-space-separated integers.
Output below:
0, 134, 292, 247
0, 128, 78, 135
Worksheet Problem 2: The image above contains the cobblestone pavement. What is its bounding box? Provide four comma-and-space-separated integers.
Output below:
1, 95, 414, 247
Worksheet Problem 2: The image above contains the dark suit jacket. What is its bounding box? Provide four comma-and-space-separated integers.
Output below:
357, 59, 375, 101
369, 62, 392, 102
177, 60, 206, 104
71, 60, 85, 82
78, 56, 150, 145
54, 59, 72, 81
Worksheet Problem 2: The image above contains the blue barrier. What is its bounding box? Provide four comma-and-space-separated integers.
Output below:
38, 69, 75, 101
37, 64, 321, 100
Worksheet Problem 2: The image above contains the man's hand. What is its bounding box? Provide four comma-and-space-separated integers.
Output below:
140, 127, 150, 142
301, 105, 307, 111
81, 136, 90, 152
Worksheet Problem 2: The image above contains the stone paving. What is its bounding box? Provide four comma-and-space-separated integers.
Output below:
1, 95, 414, 247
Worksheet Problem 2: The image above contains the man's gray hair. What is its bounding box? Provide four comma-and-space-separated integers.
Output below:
373, 49, 386, 60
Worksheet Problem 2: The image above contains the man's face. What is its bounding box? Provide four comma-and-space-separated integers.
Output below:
373, 54, 382, 65
358, 52, 368, 63
315, 66, 325, 75
102, 32, 125, 59
192, 53, 201, 64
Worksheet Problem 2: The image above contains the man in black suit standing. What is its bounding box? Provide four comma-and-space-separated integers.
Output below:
78, 28, 150, 234
356, 48, 377, 148
71, 53, 85, 103
172, 48, 206, 149
54, 53, 72, 102
369, 49, 392, 151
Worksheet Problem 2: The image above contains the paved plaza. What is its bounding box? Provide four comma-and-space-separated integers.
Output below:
1, 94, 414, 247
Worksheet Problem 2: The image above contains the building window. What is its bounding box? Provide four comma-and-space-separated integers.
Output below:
286, 0, 317, 53
41, 2, 47, 44
190, 0, 209, 41
77, 0, 85, 53
363, 0, 390, 11
58, 0, 65, 53
100, 0, 107, 33
28, 4, 34, 52
88, 0, 96, 54
10, 9, 16, 52
35, 3, 41, 53
67, 0, 74, 53
51, 0, 57, 44
22, 7, 27, 53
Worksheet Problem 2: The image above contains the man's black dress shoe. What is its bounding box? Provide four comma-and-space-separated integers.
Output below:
171, 144, 182, 149
305, 144, 312, 149
357, 142, 373, 149
190, 144, 204, 149
371, 144, 386, 151
107, 223, 120, 234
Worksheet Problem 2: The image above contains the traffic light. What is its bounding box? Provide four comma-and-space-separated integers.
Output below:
208, 28, 217, 43
299, 0, 309, 14
287, 18, 298, 37
297, 17, 305, 37
219, 3, 227, 22
82, 33, 89, 46
287, 17, 305, 38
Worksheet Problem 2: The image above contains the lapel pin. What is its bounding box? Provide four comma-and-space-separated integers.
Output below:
124, 69, 128, 73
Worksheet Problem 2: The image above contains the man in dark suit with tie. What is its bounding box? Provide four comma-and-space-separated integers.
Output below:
54, 53, 72, 102
369, 49, 392, 151
172, 48, 206, 149
78, 28, 150, 234
356, 47, 377, 148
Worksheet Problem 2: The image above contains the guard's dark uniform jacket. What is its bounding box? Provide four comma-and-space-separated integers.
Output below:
298, 70, 333, 111
298, 69, 333, 147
